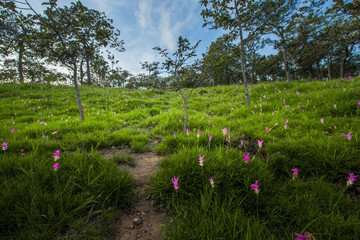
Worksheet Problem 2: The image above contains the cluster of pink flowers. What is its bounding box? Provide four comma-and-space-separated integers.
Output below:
171, 177, 179, 191
294, 232, 315, 240
53, 150, 60, 161
341, 133, 352, 140
347, 173, 358, 186
2, 142, 8, 151
250, 180, 260, 194
292, 168, 298, 180
199, 155, 205, 166
284, 119, 288, 129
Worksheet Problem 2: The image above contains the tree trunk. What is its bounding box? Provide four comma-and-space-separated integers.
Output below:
80, 59, 84, 85
39, 75, 45, 100
340, 43, 355, 79
179, 88, 188, 131
86, 55, 92, 85
282, 44, 291, 82
18, 41, 24, 84
73, 60, 85, 121
327, 55, 331, 80
239, 28, 250, 107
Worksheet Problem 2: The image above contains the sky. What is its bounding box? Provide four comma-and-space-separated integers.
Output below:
25, 0, 231, 75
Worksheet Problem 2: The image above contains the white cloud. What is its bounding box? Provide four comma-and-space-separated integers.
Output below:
135, 0, 153, 29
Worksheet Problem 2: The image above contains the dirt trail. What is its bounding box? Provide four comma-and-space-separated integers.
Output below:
103, 150, 168, 240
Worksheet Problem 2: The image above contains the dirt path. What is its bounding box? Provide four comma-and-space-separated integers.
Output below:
103, 150, 168, 240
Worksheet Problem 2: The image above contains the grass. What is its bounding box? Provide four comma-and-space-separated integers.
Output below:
0, 77, 359, 239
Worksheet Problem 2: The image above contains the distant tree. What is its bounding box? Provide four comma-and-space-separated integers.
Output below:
256, 0, 322, 82
201, 37, 241, 86
0, 1, 37, 83
108, 67, 130, 88
154, 36, 201, 131
140, 61, 161, 89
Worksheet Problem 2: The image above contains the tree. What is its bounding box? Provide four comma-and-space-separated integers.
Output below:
201, 37, 241, 86
200, 0, 259, 107
0, 1, 37, 83
140, 61, 161, 89
154, 36, 201, 131
256, 0, 321, 82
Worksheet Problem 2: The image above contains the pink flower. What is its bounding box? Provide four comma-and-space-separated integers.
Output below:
357, 101, 360, 106
88, 153, 93, 158
222, 128, 228, 135
243, 153, 250, 163
265, 127, 269, 133
320, 118, 324, 123
197, 131, 201, 137
250, 180, 260, 194
347, 173, 358, 186
186, 129, 190, 135
11, 129, 15, 133
257, 140, 263, 148
52, 131, 58, 134
209, 177, 215, 187
209, 135, 213, 141
2, 142, 8, 151
53, 150, 60, 161
294, 232, 315, 240
341, 133, 352, 140
225, 137, 230, 142
334, 104, 336, 108
292, 168, 298, 179
53, 163, 59, 171
172, 177, 179, 191
199, 155, 205, 166
284, 119, 288, 129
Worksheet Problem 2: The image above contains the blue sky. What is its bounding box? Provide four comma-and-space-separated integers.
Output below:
27, 0, 230, 75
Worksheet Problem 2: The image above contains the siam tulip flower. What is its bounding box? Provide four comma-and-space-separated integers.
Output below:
171, 177, 179, 191
53, 163, 59, 171
2, 142, 8, 151
292, 168, 298, 180
53, 150, 60, 161
341, 133, 352, 140
257, 140, 263, 148
347, 173, 358, 186
250, 180, 260, 194
294, 232, 315, 240
209, 135, 213, 141
243, 153, 250, 163
284, 119, 288, 129
199, 155, 205, 166
265, 127, 269, 133
186, 129, 190, 135
222, 128, 228, 135
209, 177, 215, 187
197, 131, 201, 137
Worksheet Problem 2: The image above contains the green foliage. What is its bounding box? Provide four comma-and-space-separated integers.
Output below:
0, 76, 359, 239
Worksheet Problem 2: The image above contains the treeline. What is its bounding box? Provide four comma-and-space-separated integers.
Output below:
1, 0, 359, 89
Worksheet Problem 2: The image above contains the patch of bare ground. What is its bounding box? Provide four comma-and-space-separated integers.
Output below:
102, 148, 168, 240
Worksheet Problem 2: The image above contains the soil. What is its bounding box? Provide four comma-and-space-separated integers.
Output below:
102, 148, 168, 240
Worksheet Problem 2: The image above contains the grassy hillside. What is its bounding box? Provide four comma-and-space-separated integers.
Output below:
0, 78, 359, 239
